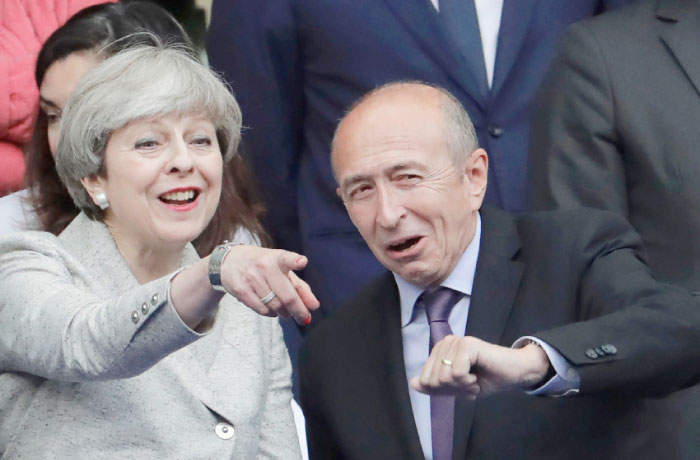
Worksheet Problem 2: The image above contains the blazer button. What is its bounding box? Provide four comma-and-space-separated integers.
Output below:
151, 293, 159, 306
141, 302, 150, 315
601, 344, 617, 355
215, 422, 234, 440
130, 311, 140, 324
594, 347, 606, 357
488, 125, 504, 138
585, 348, 598, 359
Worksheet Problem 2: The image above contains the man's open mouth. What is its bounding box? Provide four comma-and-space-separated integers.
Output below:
389, 236, 422, 252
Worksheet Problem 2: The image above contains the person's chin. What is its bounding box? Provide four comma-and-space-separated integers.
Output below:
156, 222, 206, 246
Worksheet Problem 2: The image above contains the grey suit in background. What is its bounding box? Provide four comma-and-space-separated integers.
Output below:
530, 0, 700, 457
0, 214, 300, 459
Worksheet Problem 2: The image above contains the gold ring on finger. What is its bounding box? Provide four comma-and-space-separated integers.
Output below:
441, 359, 453, 367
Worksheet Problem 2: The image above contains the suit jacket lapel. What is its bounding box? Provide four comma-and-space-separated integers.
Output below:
365, 273, 425, 459
381, 0, 486, 110
657, 0, 700, 98
453, 206, 524, 459
490, 0, 537, 97
60, 215, 230, 421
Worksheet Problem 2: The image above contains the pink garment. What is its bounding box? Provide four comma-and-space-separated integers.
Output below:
0, 0, 114, 195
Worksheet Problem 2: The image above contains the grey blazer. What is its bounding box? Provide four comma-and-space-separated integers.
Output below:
0, 213, 301, 459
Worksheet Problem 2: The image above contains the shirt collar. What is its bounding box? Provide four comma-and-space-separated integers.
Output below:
395, 213, 482, 327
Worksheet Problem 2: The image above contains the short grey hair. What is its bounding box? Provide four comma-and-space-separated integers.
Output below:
56, 40, 242, 218
332, 81, 479, 166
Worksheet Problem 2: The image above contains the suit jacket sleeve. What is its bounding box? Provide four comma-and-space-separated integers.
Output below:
206, 0, 304, 253
0, 232, 204, 381
534, 213, 700, 397
529, 21, 627, 215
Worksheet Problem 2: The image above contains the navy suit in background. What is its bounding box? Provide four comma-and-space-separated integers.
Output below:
206, 0, 630, 316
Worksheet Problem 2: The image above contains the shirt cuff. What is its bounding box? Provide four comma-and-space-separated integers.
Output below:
512, 336, 580, 397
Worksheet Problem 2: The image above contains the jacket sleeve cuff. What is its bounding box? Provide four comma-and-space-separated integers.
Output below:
513, 336, 581, 397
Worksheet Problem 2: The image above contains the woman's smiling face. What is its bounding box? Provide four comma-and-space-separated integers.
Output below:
84, 112, 223, 251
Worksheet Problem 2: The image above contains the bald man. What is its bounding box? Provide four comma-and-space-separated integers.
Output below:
298, 82, 700, 460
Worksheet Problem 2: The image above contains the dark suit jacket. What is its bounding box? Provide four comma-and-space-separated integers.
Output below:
299, 207, 700, 460
529, 0, 700, 456
207, 0, 630, 313
530, 0, 700, 291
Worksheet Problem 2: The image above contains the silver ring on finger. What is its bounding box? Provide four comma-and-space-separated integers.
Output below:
260, 291, 276, 305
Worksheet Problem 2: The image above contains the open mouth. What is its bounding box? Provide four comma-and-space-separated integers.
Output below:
159, 189, 199, 205
388, 236, 422, 252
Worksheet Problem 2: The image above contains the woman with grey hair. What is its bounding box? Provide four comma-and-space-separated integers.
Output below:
0, 43, 318, 459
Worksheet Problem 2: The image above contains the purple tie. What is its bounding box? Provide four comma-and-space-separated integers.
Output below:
419, 287, 463, 460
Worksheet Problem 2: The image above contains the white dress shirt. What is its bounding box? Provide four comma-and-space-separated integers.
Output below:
430, 0, 504, 88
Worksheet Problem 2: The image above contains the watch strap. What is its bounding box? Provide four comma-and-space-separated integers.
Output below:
208, 241, 235, 292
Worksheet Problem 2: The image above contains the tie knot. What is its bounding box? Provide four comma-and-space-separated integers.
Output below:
421, 287, 462, 324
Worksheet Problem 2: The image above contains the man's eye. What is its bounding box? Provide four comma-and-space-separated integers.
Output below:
349, 185, 372, 199
397, 174, 420, 182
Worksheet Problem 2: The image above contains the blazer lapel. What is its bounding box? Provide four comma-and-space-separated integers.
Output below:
657, 0, 700, 98
381, 0, 486, 110
60, 216, 232, 422
490, 0, 537, 97
364, 273, 425, 459
453, 206, 524, 459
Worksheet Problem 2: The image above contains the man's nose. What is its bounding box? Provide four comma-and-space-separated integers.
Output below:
376, 186, 405, 229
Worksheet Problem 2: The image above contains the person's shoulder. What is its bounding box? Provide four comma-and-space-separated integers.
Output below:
520, 206, 623, 223
0, 227, 59, 251
0, 228, 65, 274
563, 0, 658, 44
514, 207, 640, 257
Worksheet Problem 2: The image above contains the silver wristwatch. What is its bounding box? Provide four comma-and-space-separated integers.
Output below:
208, 240, 235, 292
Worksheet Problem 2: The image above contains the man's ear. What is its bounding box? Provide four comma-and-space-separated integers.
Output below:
465, 148, 488, 202
80, 175, 107, 207
336, 186, 350, 209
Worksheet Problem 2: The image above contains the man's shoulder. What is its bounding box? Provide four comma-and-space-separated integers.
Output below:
561, 0, 660, 47
482, 205, 639, 256
484, 204, 630, 233
516, 206, 629, 229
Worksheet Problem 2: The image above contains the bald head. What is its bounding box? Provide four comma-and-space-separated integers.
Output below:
331, 82, 479, 178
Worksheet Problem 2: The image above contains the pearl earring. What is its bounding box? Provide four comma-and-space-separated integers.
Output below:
95, 192, 110, 210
